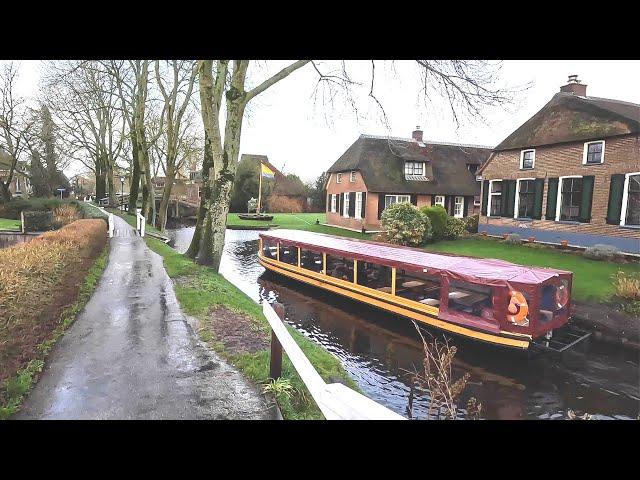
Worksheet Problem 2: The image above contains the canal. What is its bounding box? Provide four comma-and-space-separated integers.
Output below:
168, 227, 640, 420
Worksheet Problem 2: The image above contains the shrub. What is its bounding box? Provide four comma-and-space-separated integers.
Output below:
267, 195, 304, 213
465, 214, 479, 234
0, 219, 107, 404
53, 204, 81, 226
420, 205, 448, 240
612, 271, 640, 300
381, 202, 432, 246
505, 233, 521, 245
583, 244, 620, 261
444, 216, 467, 240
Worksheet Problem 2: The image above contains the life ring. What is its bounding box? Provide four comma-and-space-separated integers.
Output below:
555, 283, 569, 309
507, 290, 529, 326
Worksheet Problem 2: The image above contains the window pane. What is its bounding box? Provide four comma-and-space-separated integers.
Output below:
491, 181, 502, 193
626, 175, 640, 226
560, 178, 583, 221
518, 180, 535, 218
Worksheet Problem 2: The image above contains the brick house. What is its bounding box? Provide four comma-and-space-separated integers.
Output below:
0, 150, 31, 198
325, 129, 491, 230
478, 76, 640, 253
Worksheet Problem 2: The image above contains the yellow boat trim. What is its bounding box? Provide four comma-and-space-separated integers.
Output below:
259, 255, 530, 349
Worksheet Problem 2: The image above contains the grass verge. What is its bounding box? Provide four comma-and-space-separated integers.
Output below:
425, 237, 640, 304
0, 243, 109, 418
113, 210, 357, 419
0, 218, 21, 230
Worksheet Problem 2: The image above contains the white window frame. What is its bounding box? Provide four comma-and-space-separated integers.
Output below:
555, 175, 583, 222
343, 192, 350, 217
620, 171, 640, 226
433, 195, 445, 207
582, 140, 605, 165
513, 177, 536, 219
488, 179, 502, 216
355, 192, 363, 219
336, 173, 342, 184
453, 196, 464, 218
330, 194, 337, 213
350, 171, 357, 183
404, 161, 425, 176
520, 149, 535, 170
384, 194, 411, 209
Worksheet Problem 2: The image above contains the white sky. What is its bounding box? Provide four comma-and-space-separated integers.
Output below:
5, 60, 640, 182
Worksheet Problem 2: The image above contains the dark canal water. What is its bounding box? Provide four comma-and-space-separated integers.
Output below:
167, 227, 640, 420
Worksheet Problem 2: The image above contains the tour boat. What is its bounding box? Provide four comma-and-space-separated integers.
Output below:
258, 230, 578, 351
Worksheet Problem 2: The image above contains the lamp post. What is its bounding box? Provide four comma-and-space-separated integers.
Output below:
120, 176, 125, 211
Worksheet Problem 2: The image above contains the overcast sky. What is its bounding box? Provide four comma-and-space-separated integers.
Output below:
7, 60, 640, 183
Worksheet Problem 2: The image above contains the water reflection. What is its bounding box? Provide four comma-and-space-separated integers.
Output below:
167, 227, 640, 420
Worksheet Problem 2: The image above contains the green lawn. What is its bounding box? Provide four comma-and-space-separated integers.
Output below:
0, 218, 21, 231
227, 213, 371, 239
425, 238, 640, 304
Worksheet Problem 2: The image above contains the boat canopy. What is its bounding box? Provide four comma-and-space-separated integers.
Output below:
260, 229, 569, 286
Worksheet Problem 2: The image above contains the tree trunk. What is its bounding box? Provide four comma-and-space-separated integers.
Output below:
185, 133, 213, 258
157, 173, 174, 231
195, 98, 245, 269
106, 157, 117, 207
128, 129, 140, 214
0, 182, 11, 202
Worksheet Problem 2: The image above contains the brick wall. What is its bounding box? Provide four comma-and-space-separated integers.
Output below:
480, 134, 640, 240
326, 171, 380, 229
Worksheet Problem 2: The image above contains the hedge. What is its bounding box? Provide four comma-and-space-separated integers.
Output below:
0, 219, 107, 407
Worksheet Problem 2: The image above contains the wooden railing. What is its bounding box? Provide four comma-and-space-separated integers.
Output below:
264, 302, 404, 420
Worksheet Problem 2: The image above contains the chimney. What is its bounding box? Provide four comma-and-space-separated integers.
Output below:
560, 75, 587, 96
412, 126, 423, 142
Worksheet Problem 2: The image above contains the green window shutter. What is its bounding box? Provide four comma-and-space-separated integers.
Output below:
481, 180, 489, 215
502, 180, 516, 217
579, 175, 595, 223
546, 178, 559, 220
606, 174, 625, 225
410, 194, 418, 206
533, 179, 545, 220
378, 193, 385, 219
361, 192, 367, 219
348, 192, 356, 217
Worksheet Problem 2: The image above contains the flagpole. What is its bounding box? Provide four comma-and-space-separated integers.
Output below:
257, 165, 263, 214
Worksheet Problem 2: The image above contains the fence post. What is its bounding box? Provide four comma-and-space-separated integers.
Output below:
269, 302, 285, 380
108, 213, 114, 238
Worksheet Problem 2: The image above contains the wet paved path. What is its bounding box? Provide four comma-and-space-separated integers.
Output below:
17, 216, 273, 419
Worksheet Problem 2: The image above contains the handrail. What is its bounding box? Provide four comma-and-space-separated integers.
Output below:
263, 302, 404, 420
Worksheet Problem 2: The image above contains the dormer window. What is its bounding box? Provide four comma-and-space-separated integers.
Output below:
350, 171, 356, 182
520, 149, 535, 170
404, 162, 424, 176
583, 140, 605, 165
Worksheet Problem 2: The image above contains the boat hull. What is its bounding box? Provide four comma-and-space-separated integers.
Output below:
259, 255, 531, 350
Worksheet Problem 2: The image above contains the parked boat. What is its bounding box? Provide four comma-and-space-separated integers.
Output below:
258, 230, 577, 350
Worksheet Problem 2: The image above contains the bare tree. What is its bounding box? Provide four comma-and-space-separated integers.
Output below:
0, 63, 32, 202
154, 60, 198, 230
42, 61, 126, 205
186, 60, 518, 270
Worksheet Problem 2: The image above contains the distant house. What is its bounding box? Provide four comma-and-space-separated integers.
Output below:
0, 150, 31, 198
237, 154, 308, 213
478, 76, 640, 253
325, 129, 491, 230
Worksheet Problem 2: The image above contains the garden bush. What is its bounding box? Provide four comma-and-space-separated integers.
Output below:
0, 198, 81, 220
0, 219, 107, 409
505, 233, 522, 245
611, 271, 640, 300
381, 202, 432, 246
267, 195, 304, 213
444, 216, 467, 240
465, 214, 479, 234
583, 244, 620, 261
420, 205, 447, 240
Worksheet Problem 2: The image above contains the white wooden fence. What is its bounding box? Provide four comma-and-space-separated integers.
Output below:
263, 302, 405, 420
136, 209, 146, 237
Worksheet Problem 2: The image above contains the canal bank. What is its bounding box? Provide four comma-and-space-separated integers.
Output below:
167, 227, 640, 420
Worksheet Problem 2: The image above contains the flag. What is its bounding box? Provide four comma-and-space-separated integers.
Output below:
261, 163, 275, 179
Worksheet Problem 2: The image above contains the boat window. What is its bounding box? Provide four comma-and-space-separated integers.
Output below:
447, 280, 494, 322
300, 249, 323, 273
279, 244, 298, 266
262, 239, 278, 260
356, 262, 392, 292
395, 269, 442, 306
326, 254, 355, 282
539, 280, 569, 323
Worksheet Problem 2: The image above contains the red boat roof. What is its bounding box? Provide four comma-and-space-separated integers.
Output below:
260, 229, 571, 285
